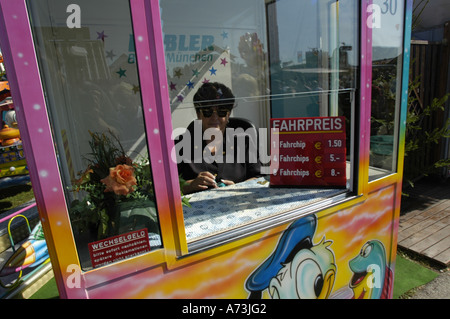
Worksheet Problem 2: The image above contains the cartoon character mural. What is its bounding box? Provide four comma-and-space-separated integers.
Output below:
348, 240, 394, 299
246, 215, 337, 299
246, 214, 394, 299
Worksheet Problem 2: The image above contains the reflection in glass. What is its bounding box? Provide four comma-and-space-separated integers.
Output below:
161, 0, 360, 245
27, 0, 161, 270
369, 0, 405, 180
268, 0, 358, 119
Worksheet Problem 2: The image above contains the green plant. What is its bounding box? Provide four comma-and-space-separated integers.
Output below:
404, 76, 450, 185
70, 131, 189, 239
401, 0, 450, 187
371, 57, 450, 188
371, 70, 397, 136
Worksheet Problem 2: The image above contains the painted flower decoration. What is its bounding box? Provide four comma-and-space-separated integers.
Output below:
101, 164, 137, 196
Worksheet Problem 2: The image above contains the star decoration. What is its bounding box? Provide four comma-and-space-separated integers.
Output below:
116, 68, 127, 78
220, 58, 228, 66
106, 50, 116, 60
187, 81, 195, 89
209, 67, 217, 76
202, 78, 210, 84
177, 95, 184, 102
192, 69, 200, 77
221, 31, 228, 39
132, 85, 140, 94
96, 31, 108, 42
174, 69, 183, 78
170, 81, 177, 91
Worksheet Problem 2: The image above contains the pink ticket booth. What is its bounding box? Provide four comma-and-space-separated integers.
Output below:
0, 0, 412, 299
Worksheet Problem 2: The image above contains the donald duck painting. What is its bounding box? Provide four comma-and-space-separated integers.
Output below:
246, 215, 337, 299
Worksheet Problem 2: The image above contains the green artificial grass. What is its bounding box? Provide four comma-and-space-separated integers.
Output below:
29, 277, 59, 299
393, 254, 439, 299
0, 183, 35, 215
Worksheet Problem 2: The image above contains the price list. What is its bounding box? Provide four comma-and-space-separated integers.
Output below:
270, 116, 346, 187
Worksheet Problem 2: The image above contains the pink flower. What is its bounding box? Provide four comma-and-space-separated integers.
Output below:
101, 164, 137, 196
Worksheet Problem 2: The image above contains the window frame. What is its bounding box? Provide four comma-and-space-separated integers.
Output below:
24, 0, 169, 271
153, 0, 372, 256
368, 0, 407, 183
0, 0, 387, 297
0, 0, 179, 296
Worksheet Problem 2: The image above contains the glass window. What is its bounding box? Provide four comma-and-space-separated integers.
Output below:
369, 0, 405, 181
162, 0, 360, 248
27, 0, 161, 270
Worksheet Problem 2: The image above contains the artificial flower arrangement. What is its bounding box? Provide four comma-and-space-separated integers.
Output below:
69, 131, 189, 240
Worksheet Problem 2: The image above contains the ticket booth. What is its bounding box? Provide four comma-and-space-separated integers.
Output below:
0, 0, 412, 299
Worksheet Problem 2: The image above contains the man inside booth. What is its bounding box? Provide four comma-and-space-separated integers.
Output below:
176, 82, 262, 194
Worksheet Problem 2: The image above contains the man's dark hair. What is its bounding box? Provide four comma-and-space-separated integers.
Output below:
193, 82, 235, 110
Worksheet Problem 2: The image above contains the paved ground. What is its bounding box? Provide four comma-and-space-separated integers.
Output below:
399, 177, 450, 299
409, 271, 450, 299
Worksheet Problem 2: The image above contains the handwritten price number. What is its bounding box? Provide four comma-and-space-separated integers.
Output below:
380, 0, 397, 15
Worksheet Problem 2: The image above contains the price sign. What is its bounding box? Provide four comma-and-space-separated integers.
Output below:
270, 116, 346, 187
